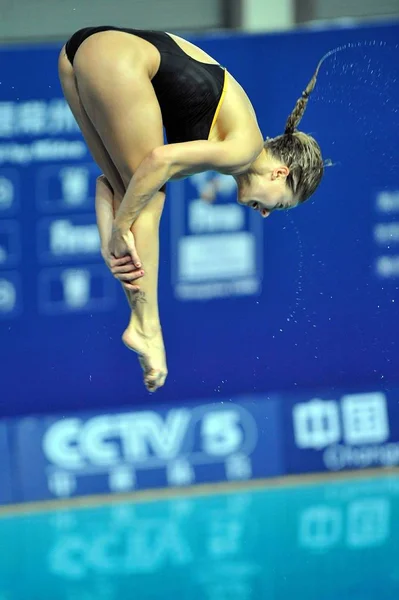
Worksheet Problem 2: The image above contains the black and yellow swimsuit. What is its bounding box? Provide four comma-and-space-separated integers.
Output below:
65, 26, 228, 144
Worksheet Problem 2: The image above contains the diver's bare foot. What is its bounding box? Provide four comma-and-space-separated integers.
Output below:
122, 322, 167, 392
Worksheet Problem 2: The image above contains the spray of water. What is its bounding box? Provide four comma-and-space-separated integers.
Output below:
287, 214, 304, 325
306, 40, 391, 97
287, 38, 398, 325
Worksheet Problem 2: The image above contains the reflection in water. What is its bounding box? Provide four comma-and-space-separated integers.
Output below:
0, 474, 398, 599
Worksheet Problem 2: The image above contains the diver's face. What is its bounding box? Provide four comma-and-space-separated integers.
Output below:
238, 178, 295, 218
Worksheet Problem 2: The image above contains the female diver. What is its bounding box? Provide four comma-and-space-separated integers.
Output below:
59, 26, 325, 392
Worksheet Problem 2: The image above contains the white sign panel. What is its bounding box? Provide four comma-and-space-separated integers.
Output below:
170, 173, 263, 301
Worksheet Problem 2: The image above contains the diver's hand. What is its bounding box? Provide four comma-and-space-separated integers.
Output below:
102, 250, 144, 292
109, 225, 141, 267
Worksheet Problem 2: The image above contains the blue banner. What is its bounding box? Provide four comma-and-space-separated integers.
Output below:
12, 396, 283, 502
4, 386, 399, 505
0, 420, 12, 504
0, 23, 398, 418
282, 388, 399, 474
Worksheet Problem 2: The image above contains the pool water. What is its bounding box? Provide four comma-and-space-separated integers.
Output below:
0, 472, 398, 599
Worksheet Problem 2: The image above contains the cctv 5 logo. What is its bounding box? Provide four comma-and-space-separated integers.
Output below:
43, 405, 258, 471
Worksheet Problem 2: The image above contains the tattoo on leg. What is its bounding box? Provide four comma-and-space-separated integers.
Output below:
131, 290, 147, 307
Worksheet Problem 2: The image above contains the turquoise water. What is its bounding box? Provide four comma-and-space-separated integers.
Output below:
0, 473, 398, 599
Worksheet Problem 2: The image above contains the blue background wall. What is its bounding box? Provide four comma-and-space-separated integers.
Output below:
0, 22, 398, 417
0, 21, 398, 503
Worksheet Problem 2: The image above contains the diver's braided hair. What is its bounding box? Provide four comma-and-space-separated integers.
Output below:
264, 58, 326, 203
284, 59, 322, 134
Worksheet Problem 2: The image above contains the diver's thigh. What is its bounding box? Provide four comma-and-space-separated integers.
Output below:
73, 39, 164, 188
58, 46, 126, 197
